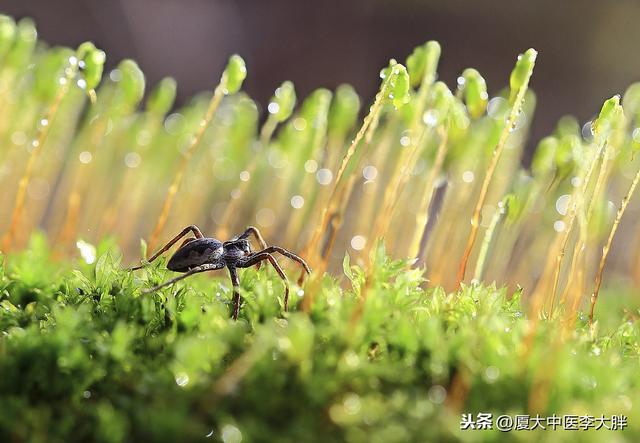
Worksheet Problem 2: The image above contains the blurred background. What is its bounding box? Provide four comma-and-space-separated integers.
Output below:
3, 0, 640, 146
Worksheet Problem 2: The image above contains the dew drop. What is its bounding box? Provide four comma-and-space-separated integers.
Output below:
221, 425, 242, 443
267, 102, 280, 114
428, 385, 447, 404
462, 170, 475, 183
239, 170, 250, 181
174, 372, 190, 387
109, 69, 122, 82
304, 159, 318, 173
76, 240, 97, 264
362, 165, 378, 181
290, 195, 304, 209
293, 118, 307, 131
571, 176, 582, 187
350, 235, 366, 251
124, 152, 141, 168
422, 109, 439, 127
555, 194, 570, 215
79, 151, 93, 164
553, 220, 566, 232
316, 168, 333, 185
582, 121, 594, 141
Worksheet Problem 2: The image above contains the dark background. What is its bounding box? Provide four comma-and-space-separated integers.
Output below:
3, 0, 640, 144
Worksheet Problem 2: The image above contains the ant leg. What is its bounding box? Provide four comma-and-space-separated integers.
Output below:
142, 262, 223, 293
237, 226, 268, 249
239, 253, 290, 311
229, 266, 241, 320
253, 246, 311, 284
130, 225, 204, 270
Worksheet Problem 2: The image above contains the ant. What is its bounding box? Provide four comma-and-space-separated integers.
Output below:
130, 225, 311, 319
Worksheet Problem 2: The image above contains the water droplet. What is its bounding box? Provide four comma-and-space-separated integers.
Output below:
58, 77, 67, 85
456, 76, 466, 87
362, 165, 378, 181
571, 176, 582, 188
239, 170, 250, 181
11, 131, 26, 146
293, 118, 307, 131
290, 195, 304, 209
267, 149, 287, 169
68, 56, 79, 66
462, 170, 475, 183
400, 135, 411, 146
428, 385, 447, 404
77, 78, 87, 90
350, 235, 366, 251
76, 240, 96, 264
267, 102, 280, 114
304, 159, 318, 173
79, 151, 93, 164
555, 194, 570, 215
343, 393, 361, 415
582, 121, 594, 141
82, 390, 91, 399
553, 220, 566, 232
316, 168, 333, 185
124, 152, 142, 168
485, 366, 500, 382
487, 97, 507, 119
40, 118, 49, 127
230, 189, 241, 199
205, 430, 215, 438
109, 69, 122, 82
221, 424, 242, 443
422, 109, 439, 127
174, 372, 190, 387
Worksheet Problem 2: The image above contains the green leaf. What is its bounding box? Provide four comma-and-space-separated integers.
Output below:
223, 54, 246, 95
508, 48, 537, 105
531, 136, 558, 178
34, 48, 73, 102
388, 63, 411, 109
116, 59, 146, 107
592, 95, 624, 138
77, 41, 106, 93
328, 84, 360, 138
406, 41, 441, 89
269, 80, 296, 122
0, 15, 16, 58
458, 68, 488, 119
5, 18, 37, 68
146, 77, 177, 116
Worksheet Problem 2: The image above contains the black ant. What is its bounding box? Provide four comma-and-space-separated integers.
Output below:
130, 225, 311, 319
